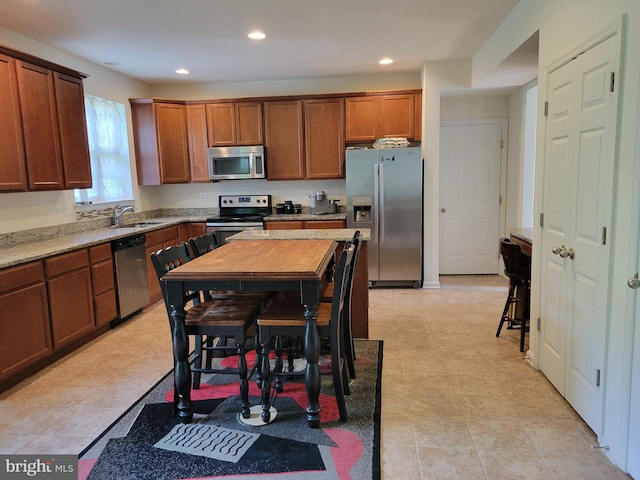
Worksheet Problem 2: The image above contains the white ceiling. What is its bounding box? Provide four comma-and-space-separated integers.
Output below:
0, 0, 532, 87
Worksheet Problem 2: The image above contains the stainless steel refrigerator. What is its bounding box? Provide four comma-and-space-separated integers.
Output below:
346, 147, 423, 287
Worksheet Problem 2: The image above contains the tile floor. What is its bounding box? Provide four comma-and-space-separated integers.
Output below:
0, 275, 633, 479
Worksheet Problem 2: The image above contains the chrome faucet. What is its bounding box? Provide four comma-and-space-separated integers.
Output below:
113, 205, 135, 226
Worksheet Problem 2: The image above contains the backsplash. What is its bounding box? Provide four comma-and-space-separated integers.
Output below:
0, 207, 218, 248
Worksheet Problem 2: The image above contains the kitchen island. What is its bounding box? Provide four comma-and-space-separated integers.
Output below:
227, 228, 370, 338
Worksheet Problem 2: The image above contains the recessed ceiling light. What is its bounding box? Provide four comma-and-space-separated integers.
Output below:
379, 58, 394, 65
248, 31, 266, 40
175, 68, 190, 75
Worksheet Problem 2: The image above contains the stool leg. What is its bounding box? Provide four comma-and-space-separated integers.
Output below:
496, 281, 516, 337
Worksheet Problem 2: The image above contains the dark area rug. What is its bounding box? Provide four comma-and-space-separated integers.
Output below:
79, 340, 382, 480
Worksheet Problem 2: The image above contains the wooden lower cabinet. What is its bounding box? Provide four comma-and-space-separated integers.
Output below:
264, 220, 304, 230
178, 222, 206, 243
0, 261, 52, 380
90, 243, 117, 327
264, 220, 346, 230
45, 249, 95, 349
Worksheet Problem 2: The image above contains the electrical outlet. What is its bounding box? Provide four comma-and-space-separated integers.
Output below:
200, 193, 206, 202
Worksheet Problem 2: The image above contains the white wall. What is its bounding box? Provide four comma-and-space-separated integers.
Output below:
472, 0, 640, 470
150, 72, 421, 100
440, 94, 510, 121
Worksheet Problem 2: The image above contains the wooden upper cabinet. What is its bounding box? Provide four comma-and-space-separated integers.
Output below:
304, 98, 344, 179
54, 72, 92, 189
130, 100, 190, 185
16, 60, 65, 190
0, 53, 27, 192
345, 93, 417, 141
380, 94, 415, 139
235, 102, 263, 145
155, 103, 190, 183
345, 96, 378, 142
264, 100, 305, 180
206, 101, 263, 146
186, 104, 210, 182
206, 103, 235, 145
0, 45, 91, 192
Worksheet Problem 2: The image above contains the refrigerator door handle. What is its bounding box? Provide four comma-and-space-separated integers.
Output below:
373, 163, 380, 245
379, 163, 384, 244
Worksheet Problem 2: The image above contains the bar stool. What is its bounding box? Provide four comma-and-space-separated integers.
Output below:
496, 237, 531, 352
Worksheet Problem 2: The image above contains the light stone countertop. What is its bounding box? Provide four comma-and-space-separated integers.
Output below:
0, 216, 203, 269
226, 228, 370, 242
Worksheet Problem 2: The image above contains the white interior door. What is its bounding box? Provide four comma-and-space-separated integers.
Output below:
539, 32, 620, 436
439, 121, 503, 274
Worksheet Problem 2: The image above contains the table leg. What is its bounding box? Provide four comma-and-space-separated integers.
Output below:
168, 303, 193, 423
304, 303, 321, 428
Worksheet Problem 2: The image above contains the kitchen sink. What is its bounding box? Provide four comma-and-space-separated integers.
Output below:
112, 221, 163, 228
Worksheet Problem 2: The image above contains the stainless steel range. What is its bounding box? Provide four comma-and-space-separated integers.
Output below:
206, 194, 272, 244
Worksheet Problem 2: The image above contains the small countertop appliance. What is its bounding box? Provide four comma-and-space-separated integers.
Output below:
309, 190, 337, 214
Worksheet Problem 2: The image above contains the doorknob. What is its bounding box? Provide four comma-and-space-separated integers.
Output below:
552, 245, 575, 259
559, 247, 575, 259
628, 274, 640, 289
440, 208, 446, 213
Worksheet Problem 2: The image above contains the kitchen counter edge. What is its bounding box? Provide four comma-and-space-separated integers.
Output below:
227, 228, 370, 242
0, 217, 203, 270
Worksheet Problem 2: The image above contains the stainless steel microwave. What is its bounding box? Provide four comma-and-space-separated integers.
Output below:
207, 145, 265, 180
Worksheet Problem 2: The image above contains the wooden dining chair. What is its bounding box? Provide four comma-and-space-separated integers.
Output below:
256, 242, 356, 422
320, 230, 361, 379
150, 243, 264, 419
187, 232, 219, 258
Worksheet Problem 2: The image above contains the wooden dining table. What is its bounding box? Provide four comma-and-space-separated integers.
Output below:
161, 239, 337, 428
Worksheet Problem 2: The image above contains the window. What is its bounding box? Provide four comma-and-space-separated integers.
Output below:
74, 95, 133, 204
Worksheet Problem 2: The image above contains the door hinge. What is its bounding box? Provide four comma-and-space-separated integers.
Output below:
601, 227, 607, 245
500, 139, 504, 149
499, 195, 502, 205
539, 213, 544, 227
610, 72, 615, 93
536, 318, 541, 331
596, 369, 601, 387
544, 101, 549, 117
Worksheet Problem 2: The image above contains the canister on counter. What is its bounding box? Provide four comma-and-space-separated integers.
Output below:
284, 201, 294, 214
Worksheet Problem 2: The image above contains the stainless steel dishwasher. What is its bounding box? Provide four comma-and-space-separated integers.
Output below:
111, 233, 150, 326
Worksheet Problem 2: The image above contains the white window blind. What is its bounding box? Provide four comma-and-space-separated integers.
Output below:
75, 95, 133, 204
